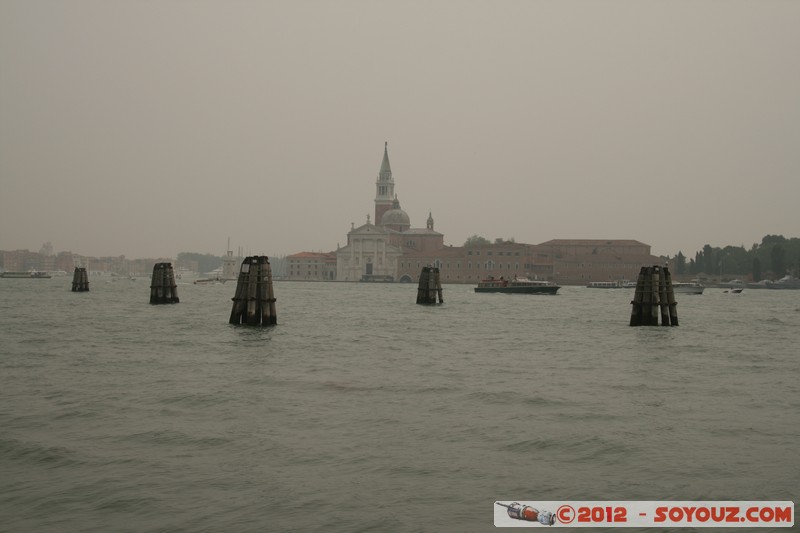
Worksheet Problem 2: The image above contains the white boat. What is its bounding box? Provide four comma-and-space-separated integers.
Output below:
672, 280, 705, 295
766, 275, 800, 290
722, 279, 747, 289
194, 242, 239, 285
587, 280, 632, 289
194, 242, 239, 284
0, 270, 52, 279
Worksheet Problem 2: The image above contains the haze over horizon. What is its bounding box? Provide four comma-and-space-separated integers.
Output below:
2, 1, 798, 260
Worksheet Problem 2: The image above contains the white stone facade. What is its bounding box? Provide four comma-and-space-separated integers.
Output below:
336, 222, 404, 281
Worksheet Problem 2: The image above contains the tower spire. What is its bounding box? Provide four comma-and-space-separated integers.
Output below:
374, 142, 395, 225
379, 141, 392, 179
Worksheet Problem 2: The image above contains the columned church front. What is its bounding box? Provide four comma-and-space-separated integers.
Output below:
336, 218, 405, 282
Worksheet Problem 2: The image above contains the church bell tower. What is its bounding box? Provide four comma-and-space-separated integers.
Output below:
374, 142, 395, 225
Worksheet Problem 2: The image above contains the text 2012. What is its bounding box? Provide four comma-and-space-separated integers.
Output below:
577, 506, 627, 523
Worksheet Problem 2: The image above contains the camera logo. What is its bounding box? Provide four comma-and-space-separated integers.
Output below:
495, 501, 556, 526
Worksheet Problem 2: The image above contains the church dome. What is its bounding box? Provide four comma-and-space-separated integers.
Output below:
381, 208, 410, 226
380, 196, 411, 229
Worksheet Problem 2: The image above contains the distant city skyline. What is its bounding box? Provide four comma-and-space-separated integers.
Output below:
4, 229, 796, 263
2, 2, 798, 261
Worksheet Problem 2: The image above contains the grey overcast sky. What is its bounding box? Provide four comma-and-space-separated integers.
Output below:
1, 1, 798, 259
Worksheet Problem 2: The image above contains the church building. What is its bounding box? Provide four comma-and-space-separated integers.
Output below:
335, 143, 444, 281
287, 143, 662, 284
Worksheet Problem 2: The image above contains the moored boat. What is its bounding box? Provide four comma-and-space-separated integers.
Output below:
587, 280, 632, 289
766, 275, 800, 290
194, 276, 226, 285
360, 274, 394, 283
0, 270, 52, 279
720, 279, 747, 289
672, 280, 705, 295
475, 276, 560, 294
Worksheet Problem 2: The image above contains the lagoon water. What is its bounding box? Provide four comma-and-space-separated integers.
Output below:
1, 276, 798, 532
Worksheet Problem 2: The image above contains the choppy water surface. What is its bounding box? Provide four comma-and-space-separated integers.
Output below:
1, 277, 798, 532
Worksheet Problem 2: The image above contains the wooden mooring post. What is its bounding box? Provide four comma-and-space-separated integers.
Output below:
149, 262, 179, 304
629, 265, 678, 326
229, 256, 277, 325
416, 266, 443, 304
71, 267, 89, 292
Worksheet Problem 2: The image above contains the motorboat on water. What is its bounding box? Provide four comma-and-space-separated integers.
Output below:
766, 275, 800, 290
0, 270, 52, 279
475, 276, 560, 294
672, 280, 705, 295
587, 280, 635, 289
194, 276, 226, 285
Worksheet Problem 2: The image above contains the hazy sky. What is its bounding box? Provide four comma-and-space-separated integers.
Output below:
2, 1, 798, 259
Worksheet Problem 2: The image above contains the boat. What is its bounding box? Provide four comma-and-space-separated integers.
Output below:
194, 243, 239, 285
766, 275, 800, 290
0, 270, 52, 279
720, 279, 747, 289
194, 276, 226, 285
475, 276, 560, 294
360, 274, 394, 283
587, 280, 631, 289
672, 280, 705, 295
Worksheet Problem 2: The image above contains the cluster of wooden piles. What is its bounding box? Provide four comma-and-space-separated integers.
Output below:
416, 266, 443, 305
149, 263, 180, 304
71, 267, 89, 292
629, 265, 678, 326
229, 256, 277, 325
